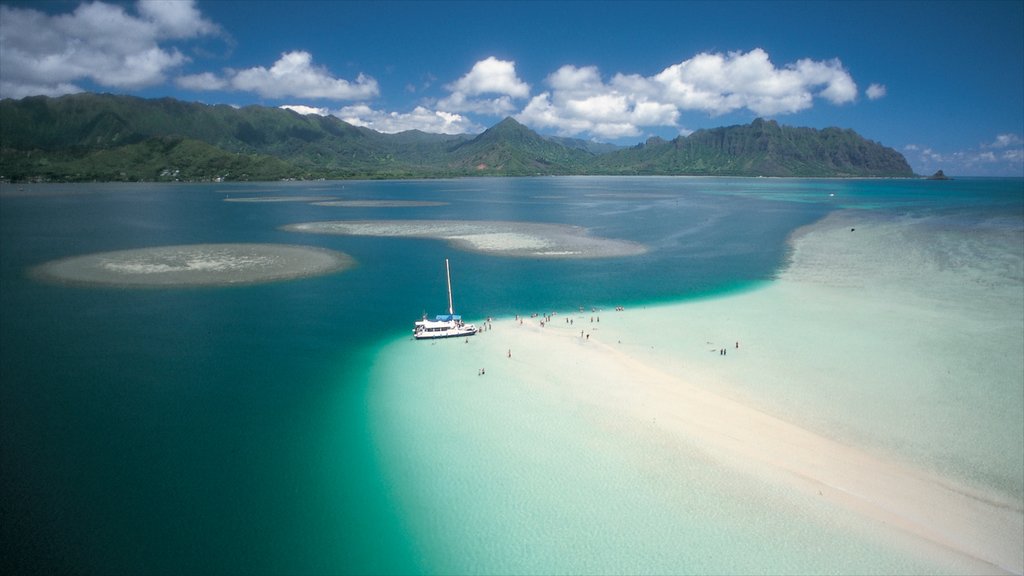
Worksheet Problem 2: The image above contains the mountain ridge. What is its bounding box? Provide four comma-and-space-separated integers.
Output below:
0, 93, 915, 182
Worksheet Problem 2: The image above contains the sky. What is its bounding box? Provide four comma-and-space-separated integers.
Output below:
1, 0, 1022, 176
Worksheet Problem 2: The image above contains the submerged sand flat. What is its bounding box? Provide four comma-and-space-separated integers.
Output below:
32, 243, 355, 287
282, 219, 647, 258
370, 209, 1023, 574
311, 200, 448, 208
223, 196, 335, 203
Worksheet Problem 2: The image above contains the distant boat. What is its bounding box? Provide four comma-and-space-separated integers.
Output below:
413, 259, 478, 340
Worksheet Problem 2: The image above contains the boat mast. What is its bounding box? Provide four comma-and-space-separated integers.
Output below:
445, 258, 454, 316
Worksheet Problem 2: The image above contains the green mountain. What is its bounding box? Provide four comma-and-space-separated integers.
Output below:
593, 118, 913, 177
0, 93, 914, 182
444, 117, 594, 175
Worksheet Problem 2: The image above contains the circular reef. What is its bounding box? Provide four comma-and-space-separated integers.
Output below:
32, 243, 355, 287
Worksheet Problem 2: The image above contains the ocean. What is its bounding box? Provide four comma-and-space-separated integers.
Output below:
1, 176, 1021, 574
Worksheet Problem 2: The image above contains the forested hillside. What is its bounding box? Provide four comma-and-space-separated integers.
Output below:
0, 94, 914, 182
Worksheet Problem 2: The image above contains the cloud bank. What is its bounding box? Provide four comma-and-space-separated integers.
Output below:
348, 49, 860, 140
518, 49, 857, 139
0, 1, 872, 143
0, 0, 218, 98
333, 104, 481, 135
178, 51, 379, 100
904, 133, 1024, 177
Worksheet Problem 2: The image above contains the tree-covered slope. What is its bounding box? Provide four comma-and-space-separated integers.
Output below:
444, 117, 594, 175
0, 136, 294, 182
595, 118, 913, 177
0, 94, 915, 181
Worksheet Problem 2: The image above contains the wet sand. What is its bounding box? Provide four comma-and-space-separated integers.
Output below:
374, 209, 1023, 573
30, 243, 355, 287
282, 219, 647, 258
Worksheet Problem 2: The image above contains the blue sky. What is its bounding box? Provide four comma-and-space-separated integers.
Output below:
1, 1, 1021, 176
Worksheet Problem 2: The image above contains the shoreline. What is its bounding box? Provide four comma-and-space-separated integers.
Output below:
508, 311, 1021, 572
369, 208, 1023, 574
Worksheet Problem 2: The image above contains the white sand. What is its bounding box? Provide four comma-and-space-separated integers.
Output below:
31, 243, 355, 287
282, 219, 647, 258
374, 209, 1023, 574
312, 200, 448, 207
223, 196, 333, 202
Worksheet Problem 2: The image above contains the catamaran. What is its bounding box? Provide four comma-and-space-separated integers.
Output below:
413, 259, 478, 339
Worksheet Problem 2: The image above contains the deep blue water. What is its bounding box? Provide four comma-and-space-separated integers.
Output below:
1, 177, 1020, 574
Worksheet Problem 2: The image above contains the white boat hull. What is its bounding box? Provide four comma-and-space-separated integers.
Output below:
413, 322, 479, 339
414, 259, 477, 340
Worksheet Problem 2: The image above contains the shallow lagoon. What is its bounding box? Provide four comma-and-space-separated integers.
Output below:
1, 177, 1020, 574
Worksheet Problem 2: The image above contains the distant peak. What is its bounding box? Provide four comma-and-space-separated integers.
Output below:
485, 117, 531, 135
495, 116, 523, 127
473, 116, 542, 143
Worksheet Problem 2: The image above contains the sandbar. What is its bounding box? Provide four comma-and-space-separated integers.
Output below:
282, 219, 647, 258
224, 196, 334, 203
372, 209, 1023, 573
31, 243, 355, 287
311, 200, 448, 208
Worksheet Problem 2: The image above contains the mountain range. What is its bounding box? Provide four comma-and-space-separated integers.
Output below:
0, 93, 914, 182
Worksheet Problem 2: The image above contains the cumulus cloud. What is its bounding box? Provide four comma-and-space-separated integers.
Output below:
437, 57, 530, 114
447, 56, 530, 98
645, 49, 856, 114
136, 0, 219, 38
175, 72, 228, 91
230, 51, 378, 99
0, 0, 219, 99
866, 83, 887, 100
986, 133, 1023, 148
178, 51, 379, 100
515, 49, 858, 139
519, 76, 671, 139
518, 64, 681, 138
280, 104, 330, 116
179, 51, 379, 100
334, 104, 482, 134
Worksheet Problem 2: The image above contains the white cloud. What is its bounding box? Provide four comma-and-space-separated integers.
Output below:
0, 0, 218, 99
227, 51, 379, 100
866, 83, 887, 100
178, 51, 379, 100
1001, 148, 1023, 164
280, 104, 330, 116
794, 57, 857, 105
447, 56, 530, 98
516, 49, 858, 139
137, 0, 219, 38
517, 64, 679, 139
437, 57, 530, 114
437, 90, 520, 115
176, 72, 229, 91
335, 104, 482, 134
904, 133, 1024, 176
644, 49, 856, 116
987, 133, 1023, 148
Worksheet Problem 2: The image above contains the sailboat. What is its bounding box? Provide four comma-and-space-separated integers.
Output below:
413, 259, 478, 339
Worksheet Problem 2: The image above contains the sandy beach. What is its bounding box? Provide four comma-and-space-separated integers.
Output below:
370, 208, 1023, 574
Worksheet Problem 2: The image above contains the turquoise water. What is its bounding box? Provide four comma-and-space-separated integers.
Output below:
1, 177, 1021, 574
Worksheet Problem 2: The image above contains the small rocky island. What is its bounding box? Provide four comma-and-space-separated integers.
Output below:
927, 169, 952, 180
